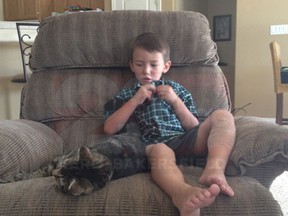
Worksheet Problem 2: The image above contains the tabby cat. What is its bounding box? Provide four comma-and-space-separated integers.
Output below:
14, 131, 147, 196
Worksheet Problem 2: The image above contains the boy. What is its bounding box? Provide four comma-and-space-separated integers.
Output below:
104, 32, 235, 216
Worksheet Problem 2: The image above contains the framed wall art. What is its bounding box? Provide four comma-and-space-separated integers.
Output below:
213, 15, 232, 42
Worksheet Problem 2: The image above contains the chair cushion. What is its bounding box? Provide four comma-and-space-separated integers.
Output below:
0, 167, 282, 215
30, 11, 218, 71
0, 120, 64, 183
226, 116, 288, 176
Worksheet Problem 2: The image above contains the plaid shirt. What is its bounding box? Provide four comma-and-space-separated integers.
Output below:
105, 80, 198, 144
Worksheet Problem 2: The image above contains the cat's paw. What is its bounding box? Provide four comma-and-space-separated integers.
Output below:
14, 171, 26, 181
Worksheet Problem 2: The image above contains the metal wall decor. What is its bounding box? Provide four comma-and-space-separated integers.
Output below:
15, 22, 39, 82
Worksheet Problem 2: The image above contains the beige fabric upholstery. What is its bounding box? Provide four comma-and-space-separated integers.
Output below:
227, 116, 288, 176
29, 11, 218, 70
24, 11, 231, 152
0, 120, 63, 182
21, 66, 231, 151
0, 168, 282, 216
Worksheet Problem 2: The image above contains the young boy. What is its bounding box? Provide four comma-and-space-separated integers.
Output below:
104, 32, 235, 216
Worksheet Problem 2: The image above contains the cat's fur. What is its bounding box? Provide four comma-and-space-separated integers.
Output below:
14, 129, 147, 196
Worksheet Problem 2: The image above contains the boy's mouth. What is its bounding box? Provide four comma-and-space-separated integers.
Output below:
142, 77, 152, 83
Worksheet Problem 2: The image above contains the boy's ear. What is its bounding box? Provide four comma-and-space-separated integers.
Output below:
129, 60, 135, 73
163, 61, 171, 73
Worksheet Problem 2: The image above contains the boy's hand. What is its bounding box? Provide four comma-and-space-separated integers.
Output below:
132, 84, 156, 105
156, 85, 179, 105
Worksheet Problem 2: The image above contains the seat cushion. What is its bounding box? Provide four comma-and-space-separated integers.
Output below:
226, 116, 288, 176
0, 166, 282, 216
0, 120, 64, 182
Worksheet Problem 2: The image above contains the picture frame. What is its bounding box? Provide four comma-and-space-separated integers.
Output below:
213, 15, 232, 42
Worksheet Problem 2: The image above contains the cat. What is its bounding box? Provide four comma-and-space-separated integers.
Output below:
14, 128, 148, 196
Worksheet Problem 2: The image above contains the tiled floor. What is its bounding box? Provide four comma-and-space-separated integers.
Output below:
262, 118, 288, 127
261, 118, 277, 123
270, 172, 288, 215
254, 118, 288, 215
263, 118, 288, 215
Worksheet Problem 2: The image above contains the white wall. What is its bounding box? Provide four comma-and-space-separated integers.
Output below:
0, 0, 23, 120
0, 43, 25, 119
176, 0, 208, 14
0, 25, 37, 120
235, 0, 288, 118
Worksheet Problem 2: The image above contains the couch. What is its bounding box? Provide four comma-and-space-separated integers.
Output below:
0, 10, 288, 215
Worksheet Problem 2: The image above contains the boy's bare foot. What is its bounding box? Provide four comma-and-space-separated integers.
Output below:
172, 183, 220, 216
199, 169, 234, 197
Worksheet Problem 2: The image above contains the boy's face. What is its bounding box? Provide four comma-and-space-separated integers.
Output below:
130, 48, 171, 85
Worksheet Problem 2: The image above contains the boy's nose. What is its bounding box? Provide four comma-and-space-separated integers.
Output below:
143, 65, 151, 74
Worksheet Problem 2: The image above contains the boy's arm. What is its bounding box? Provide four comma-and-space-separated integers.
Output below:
104, 99, 139, 135
156, 85, 199, 130
104, 84, 156, 135
171, 97, 199, 130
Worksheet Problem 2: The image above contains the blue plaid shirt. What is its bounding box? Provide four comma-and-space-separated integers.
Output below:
105, 80, 198, 144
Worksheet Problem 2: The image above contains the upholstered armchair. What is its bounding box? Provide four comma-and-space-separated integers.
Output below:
0, 11, 287, 215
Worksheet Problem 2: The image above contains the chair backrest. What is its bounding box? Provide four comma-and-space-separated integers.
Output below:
22, 11, 231, 152
270, 41, 288, 94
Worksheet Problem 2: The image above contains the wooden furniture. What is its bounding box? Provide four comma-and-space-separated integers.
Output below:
3, 0, 105, 21
53, 0, 104, 13
269, 41, 288, 125
3, 0, 53, 21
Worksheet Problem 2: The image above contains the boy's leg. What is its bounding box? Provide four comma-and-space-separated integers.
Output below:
193, 110, 236, 197
146, 143, 220, 216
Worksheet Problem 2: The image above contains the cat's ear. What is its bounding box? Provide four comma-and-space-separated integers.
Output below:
52, 168, 63, 177
78, 146, 93, 161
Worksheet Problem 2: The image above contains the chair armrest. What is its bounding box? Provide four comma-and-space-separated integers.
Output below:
226, 116, 288, 176
0, 120, 63, 183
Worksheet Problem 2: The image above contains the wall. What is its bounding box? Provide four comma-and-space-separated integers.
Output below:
235, 0, 288, 118
0, 43, 25, 119
0, 24, 38, 119
173, 0, 236, 68
0, 0, 28, 119
206, 0, 236, 107
176, 0, 207, 14
183, 0, 287, 118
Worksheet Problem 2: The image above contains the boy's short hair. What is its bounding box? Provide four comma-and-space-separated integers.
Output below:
129, 32, 170, 62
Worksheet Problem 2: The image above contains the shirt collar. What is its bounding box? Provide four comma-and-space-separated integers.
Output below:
134, 78, 165, 90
